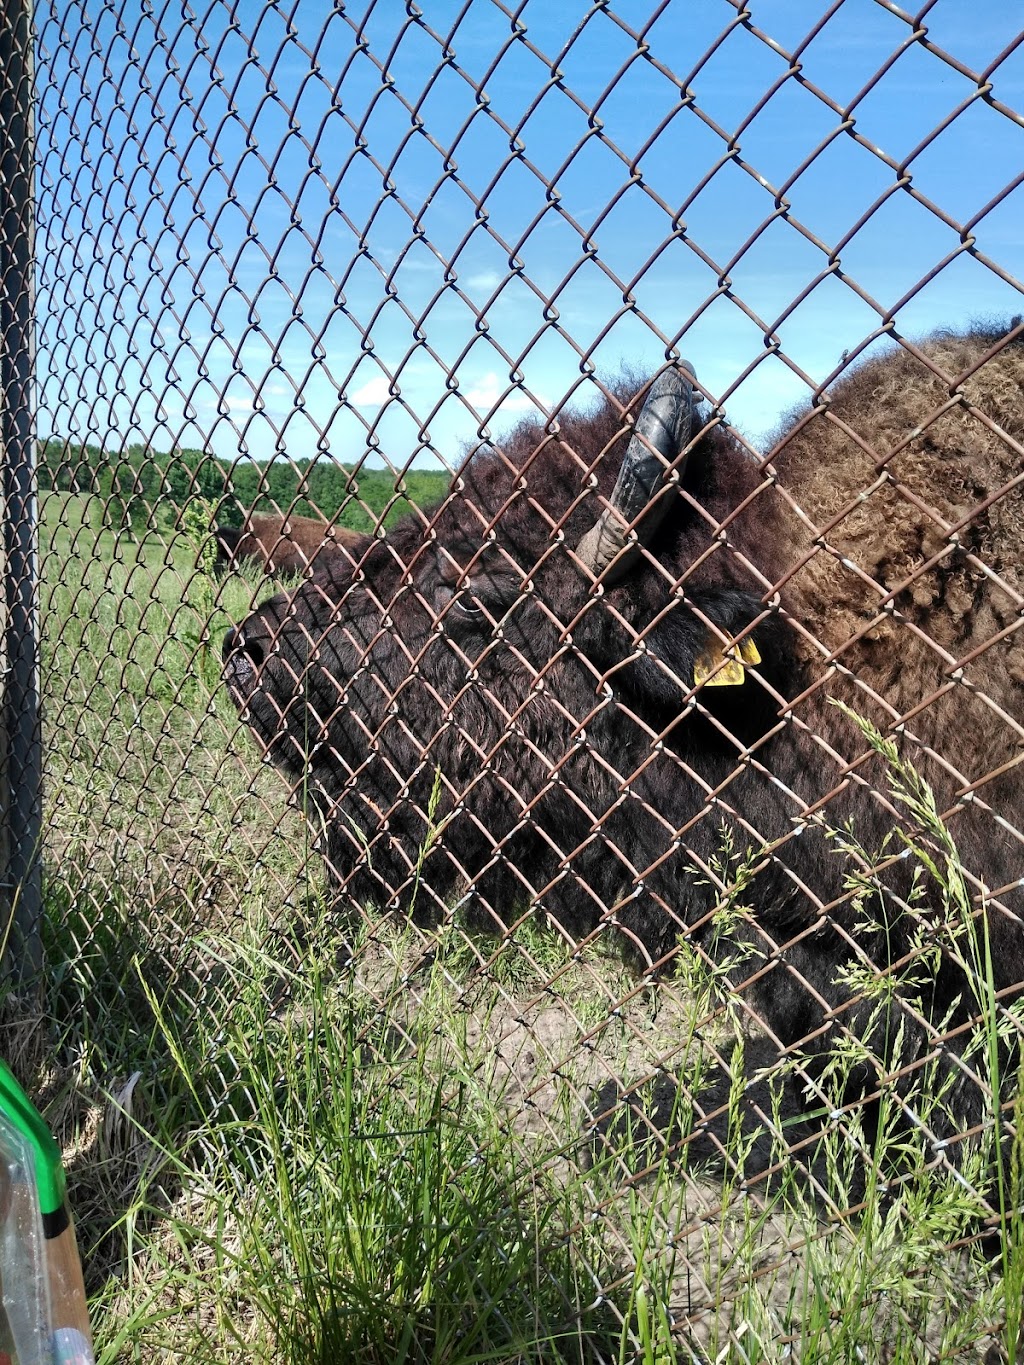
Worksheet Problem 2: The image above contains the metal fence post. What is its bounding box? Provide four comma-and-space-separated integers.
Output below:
0, 0, 40, 987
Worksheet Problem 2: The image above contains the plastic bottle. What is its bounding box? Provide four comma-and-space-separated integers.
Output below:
0, 1061, 94, 1365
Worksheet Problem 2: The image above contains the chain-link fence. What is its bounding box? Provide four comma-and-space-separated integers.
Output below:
4, 1, 1024, 1360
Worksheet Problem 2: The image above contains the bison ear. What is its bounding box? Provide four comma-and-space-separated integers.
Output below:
575, 361, 698, 586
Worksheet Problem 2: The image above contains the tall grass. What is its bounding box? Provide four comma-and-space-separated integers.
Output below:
85, 908, 617, 1363
12, 491, 1024, 1363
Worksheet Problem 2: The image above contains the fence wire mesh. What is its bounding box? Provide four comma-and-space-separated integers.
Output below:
5, 0, 1024, 1360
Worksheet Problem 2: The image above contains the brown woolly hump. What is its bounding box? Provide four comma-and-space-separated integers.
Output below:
769, 324, 1024, 798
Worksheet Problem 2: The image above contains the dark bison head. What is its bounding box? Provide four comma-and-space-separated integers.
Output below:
223, 367, 801, 956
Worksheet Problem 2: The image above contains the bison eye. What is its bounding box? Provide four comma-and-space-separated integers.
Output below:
453, 597, 483, 617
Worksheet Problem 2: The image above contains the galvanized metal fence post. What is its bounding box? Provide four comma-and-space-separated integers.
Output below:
0, 0, 40, 986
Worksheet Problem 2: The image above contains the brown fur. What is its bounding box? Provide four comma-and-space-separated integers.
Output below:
215, 511, 365, 575
768, 326, 1024, 802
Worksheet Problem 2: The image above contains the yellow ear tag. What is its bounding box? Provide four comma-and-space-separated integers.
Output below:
693, 636, 761, 688
738, 637, 761, 666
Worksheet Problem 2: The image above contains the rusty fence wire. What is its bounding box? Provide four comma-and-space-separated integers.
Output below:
4, 0, 1024, 1360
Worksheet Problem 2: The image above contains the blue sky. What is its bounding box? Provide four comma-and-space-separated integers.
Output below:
33, 0, 1024, 482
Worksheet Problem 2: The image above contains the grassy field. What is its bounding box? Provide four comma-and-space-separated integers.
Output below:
7, 490, 1023, 1362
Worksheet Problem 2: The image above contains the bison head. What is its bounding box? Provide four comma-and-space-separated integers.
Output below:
222, 367, 796, 951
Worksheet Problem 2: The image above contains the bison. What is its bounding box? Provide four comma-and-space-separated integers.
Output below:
214, 510, 365, 575
223, 325, 1024, 1191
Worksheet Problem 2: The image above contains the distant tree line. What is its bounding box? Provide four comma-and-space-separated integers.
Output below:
37, 439, 451, 535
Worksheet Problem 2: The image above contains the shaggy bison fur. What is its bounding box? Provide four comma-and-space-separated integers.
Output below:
215, 511, 364, 575
223, 325, 1024, 1189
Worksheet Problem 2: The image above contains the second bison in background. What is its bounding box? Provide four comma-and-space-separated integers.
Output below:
215, 511, 364, 575
223, 325, 1024, 1181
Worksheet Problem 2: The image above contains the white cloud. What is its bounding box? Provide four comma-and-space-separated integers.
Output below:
198, 391, 260, 417
464, 371, 544, 416
350, 374, 393, 407
467, 269, 502, 292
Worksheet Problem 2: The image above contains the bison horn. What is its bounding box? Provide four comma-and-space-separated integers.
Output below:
575, 361, 698, 585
